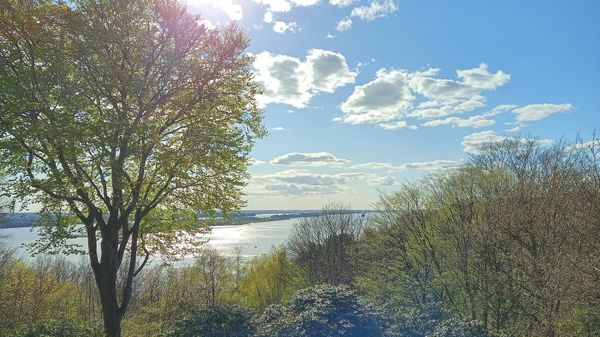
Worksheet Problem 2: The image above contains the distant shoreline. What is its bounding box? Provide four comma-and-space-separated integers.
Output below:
0, 210, 372, 229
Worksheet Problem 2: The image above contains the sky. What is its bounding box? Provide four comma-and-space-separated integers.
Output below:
186, 0, 600, 210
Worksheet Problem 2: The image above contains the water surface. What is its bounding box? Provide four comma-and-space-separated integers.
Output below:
0, 218, 299, 261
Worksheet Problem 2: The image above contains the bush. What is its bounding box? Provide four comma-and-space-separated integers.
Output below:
9, 318, 100, 337
168, 305, 255, 337
426, 318, 490, 337
256, 284, 383, 337
383, 303, 443, 337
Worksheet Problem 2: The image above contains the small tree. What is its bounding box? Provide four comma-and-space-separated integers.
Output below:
287, 205, 364, 285
0, 1, 264, 336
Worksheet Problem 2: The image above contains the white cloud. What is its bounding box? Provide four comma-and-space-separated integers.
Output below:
482, 104, 518, 117
567, 140, 600, 152
330, 0, 356, 6
339, 69, 414, 124
247, 169, 393, 196
273, 21, 299, 33
272, 126, 287, 131
307, 49, 357, 92
326, 33, 336, 39
422, 115, 496, 128
397, 160, 461, 171
263, 11, 273, 23
291, 0, 321, 6
462, 130, 552, 154
349, 162, 397, 171
252, 0, 293, 12
351, 0, 398, 21
270, 152, 350, 166
457, 63, 510, 90
252, 0, 320, 17
462, 131, 510, 154
254, 49, 357, 108
408, 68, 488, 118
513, 103, 572, 123
249, 158, 266, 166
185, 0, 243, 21
378, 121, 418, 130
350, 160, 460, 172
336, 17, 353, 31
254, 52, 309, 107
337, 64, 511, 129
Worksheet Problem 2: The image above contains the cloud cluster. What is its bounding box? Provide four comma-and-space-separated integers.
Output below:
334, 0, 398, 33
271, 152, 351, 166
336, 17, 353, 31
330, 0, 356, 7
351, 0, 398, 21
254, 0, 320, 32
462, 130, 553, 154
253, 0, 318, 13
335, 64, 512, 128
422, 115, 496, 128
272, 21, 299, 33
254, 49, 357, 108
247, 151, 462, 197
247, 169, 394, 196
268, 151, 460, 173
350, 159, 460, 172
513, 103, 572, 123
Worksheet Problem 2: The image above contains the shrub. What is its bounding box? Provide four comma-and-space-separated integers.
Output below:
9, 318, 100, 337
256, 284, 383, 337
426, 318, 490, 337
168, 305, 255, 337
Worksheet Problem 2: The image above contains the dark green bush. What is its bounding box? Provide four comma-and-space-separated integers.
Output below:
168, 305, 255, 337
256, 284, 383, 337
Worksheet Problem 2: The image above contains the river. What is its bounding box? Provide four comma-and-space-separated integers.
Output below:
0, 218, 299, 261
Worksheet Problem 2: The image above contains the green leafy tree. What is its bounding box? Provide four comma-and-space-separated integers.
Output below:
0, 0, 264, 335
287, 205, 364, 285
236, 248, 307, 312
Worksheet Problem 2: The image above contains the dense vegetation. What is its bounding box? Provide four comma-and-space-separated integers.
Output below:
0, 138, 599, 337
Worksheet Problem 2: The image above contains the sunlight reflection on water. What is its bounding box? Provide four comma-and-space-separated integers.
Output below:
0, 218, 299, 261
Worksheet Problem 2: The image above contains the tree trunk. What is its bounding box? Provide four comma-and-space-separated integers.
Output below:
98, 235, 123, 337
99, 277, 122, 337
101, 299, 122, 337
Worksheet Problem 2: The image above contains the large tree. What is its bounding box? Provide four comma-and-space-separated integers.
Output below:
0, 0, 264, 335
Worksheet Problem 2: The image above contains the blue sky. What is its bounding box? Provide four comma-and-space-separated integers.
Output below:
187, 0, 599, 209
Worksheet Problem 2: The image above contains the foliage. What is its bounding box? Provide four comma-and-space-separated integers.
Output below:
0, 0, 263, 334
236, 247, 308, 311
288, 205, 365, 285
381, 303, 444, 337
167, 305, 255, 337
8, 318, 101, 337
355, 139, 600, 337
426, 318, 490, 337
123, 250, 237, 336
255, 284, 383, 337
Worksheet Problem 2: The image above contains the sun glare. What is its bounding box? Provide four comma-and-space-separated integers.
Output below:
184, 0, 243, 21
